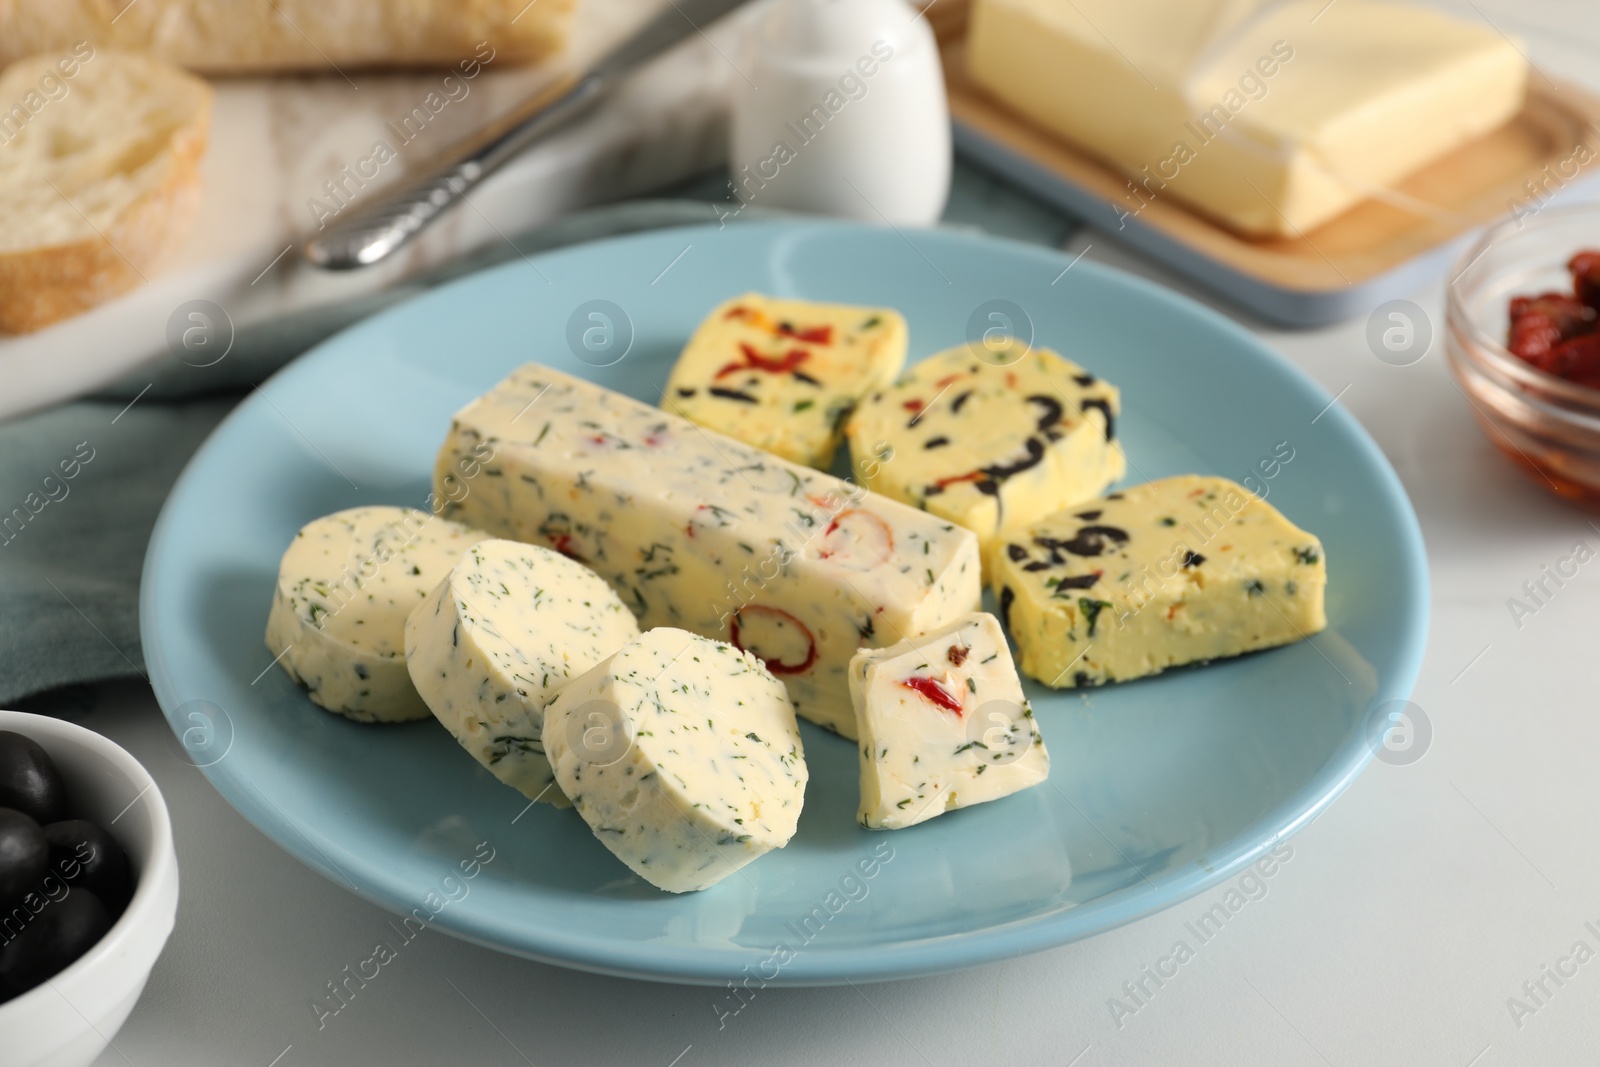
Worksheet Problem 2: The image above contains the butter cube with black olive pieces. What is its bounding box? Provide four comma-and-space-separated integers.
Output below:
662, 293, 908, 469
846, 340, 1123, 575
850, 611, 1049, 830
991, 475, 1328, 688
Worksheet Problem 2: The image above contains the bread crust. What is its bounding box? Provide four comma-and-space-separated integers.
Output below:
0, 0, 578, 73
0, 53, 211, 334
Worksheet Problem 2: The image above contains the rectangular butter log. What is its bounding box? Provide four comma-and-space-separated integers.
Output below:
404, 540, 641, 808
967, 0, 1527, 236
845, 340, 1121, 572
992, 475, 1327, 688
542, 628, 808, 893
663, 294, 908, 469
850, 612, 1049, 830
435, 363, 982, 738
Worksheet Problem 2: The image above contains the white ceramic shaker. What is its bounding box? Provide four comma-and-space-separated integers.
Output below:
727, 0, 951, 225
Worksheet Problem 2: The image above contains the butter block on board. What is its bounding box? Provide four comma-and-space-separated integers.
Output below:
846, 340, 1122, 570
404, 540, 640, 808
967, 0, 1527, 236
265, 506, 491, 723
542, 628, 808, 893
663, 294, 908, 469
435, 363, 981, 739
850, 612, 1049, 830
992, 475, 1327, 688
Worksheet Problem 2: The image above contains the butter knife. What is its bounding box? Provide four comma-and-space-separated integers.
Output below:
303, 0, 754, 270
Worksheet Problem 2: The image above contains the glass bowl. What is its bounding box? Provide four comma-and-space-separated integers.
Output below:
1446, 202, 1600, 502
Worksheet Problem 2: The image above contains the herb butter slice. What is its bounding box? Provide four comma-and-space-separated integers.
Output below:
993, 475, 1328, 688
542, 627, 808, 893
404, 539, 640, 808
264, 507, 492, 723
850, 612, 1049, 830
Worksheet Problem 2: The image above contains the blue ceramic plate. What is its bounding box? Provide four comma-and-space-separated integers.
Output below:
142, 221, 1427, 985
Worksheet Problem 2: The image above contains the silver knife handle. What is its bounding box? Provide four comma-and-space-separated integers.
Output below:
303, 74, 602, 270
301, 0, 754, 270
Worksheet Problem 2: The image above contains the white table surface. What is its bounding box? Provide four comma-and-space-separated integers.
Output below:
48, 2, 1600, 1064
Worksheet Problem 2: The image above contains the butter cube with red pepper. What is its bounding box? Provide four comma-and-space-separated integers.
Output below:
846, 341, 1123, 570
849, 611, 1049, 830
662, 293, 908, 469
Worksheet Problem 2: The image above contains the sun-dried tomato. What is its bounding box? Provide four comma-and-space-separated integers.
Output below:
816, 508, 895, 569
899, 676, 963, 715
777, 322, 833, 344
714, 343, 811, 380
1549, 333, 1600, 382
729, 605, 817, 676
1508, 292, 1592, 366
724, 304, 833, 344
1570, 251, 1600, 312
1506, 264, 1600, 382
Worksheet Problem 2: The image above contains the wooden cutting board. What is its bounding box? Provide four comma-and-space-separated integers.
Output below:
933, 2, 1600, 325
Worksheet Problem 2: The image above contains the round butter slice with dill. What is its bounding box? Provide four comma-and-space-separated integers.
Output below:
405, 539, 640, 808
542, 627, 808, 893
265, 506, 491, 723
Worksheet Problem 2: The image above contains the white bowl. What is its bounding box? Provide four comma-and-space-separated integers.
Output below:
0, 710, 178, 1067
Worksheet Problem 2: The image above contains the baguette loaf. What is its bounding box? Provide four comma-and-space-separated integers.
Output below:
0, 0, 578, 74
0, 49, 211, 333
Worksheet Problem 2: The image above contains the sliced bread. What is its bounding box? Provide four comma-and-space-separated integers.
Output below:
0, 49, 211, 333
0, 0, 578, 73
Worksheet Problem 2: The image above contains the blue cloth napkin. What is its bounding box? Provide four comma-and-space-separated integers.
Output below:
0, 166, 1077, 706
0, 200, 740, 704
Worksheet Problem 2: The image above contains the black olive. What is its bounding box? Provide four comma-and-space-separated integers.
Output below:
999, 586, 1016, 631
0, 732, 66, 824
981, 437, 1046, 481
0, 888, 111, 999
1024, 394, 1064, 433
44, 821, 132, 917
0, 808, 47, 906
1005, 543, 1029, 562
1058, 524, 1130, 557
1080, 398, 1115, 441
